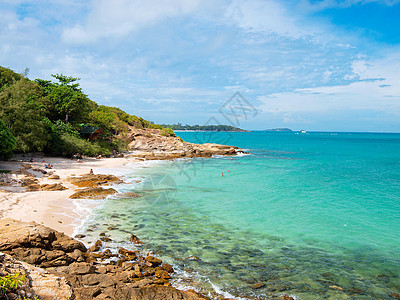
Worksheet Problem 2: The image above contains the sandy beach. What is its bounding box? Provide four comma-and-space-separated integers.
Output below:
0, 155, 138, 236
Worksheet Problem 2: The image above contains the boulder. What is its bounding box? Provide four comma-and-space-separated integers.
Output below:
69, 187, 117, 199
0, 219, 86, 268
145, 255, 162, 267
87, 240, 102, 252
162, 263, 174, 273
67, 174, 123, 188
40, 183, 67, 191
130, 233, 144, 245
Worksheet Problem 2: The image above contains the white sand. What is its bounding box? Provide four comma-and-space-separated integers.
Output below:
0, 155, 141, 236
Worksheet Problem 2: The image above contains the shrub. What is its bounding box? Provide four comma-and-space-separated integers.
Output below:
160, 127, 175, 137
0, 273, 26, 294
149, 123, 163, 130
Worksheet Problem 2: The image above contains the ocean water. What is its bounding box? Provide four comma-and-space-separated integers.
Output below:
76, 131, 400, 299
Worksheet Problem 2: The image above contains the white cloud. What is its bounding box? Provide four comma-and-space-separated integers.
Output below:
62, 0, 201, 43
224, 0, 319, 39
258, 50, 400, 127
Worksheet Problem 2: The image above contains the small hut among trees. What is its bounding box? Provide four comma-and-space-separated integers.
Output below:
80, 126, 102, 141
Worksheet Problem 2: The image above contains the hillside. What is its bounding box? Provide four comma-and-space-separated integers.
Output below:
0, 66, 174, 159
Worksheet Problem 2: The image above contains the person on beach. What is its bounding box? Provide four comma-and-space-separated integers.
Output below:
89, 169, 93, 174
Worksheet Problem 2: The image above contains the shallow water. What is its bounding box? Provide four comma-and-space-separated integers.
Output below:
77, 132, 400, 299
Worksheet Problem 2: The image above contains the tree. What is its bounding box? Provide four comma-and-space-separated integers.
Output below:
0, 118, 16, 159
36, 74, 90, 124
0, 79, 49, 153
0, 66, 22, 90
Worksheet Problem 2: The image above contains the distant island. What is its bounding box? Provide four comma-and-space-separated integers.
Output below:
264, 128, 293, 132
162, 123, 249, 132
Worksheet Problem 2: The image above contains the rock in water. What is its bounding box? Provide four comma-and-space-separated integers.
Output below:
329, 285, 344, 291
69, 187, 117, 199
68, 173, 123, 188
130, 233, 144, 244
145, 256, 162, 267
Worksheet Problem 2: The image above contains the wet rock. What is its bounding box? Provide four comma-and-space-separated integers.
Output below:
390, 292, 400, 299
145, 255, 162, 267
121, 262, 134, 271
155, 268, 171, 279
251, 282, 265, 289
69, 187, 117, 199
100, 237, 112, 242
186, 255, 201, 261
280, 295, 294, 300
107, 226, 118, 230
74, 234, 85, 238
87, 240, 102, 252
48, 174, 60, 179
134, 264, 143, 277
329, 285, 344, 291
103, 249, 115, 257
130, 233, 144, 244
162, 263, 174, 273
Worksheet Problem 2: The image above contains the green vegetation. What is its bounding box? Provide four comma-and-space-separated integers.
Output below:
162, 123, 244, 131
0, 118, 16, 159
0, 273, 26, 294
160, 127, 175, 137
0, 66, 170, 159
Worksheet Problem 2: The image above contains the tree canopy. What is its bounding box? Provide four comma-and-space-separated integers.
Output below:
35, 74, 91, 123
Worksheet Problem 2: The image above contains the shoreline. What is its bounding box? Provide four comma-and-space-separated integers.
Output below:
0, 154, 142, 236
1, 153, 258, 299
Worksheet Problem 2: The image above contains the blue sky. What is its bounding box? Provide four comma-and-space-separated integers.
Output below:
1, 0, 400, 132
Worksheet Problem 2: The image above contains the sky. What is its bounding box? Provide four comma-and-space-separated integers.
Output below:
1, 0, 400, 132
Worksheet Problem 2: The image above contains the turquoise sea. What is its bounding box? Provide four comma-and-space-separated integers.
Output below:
77, 131, 400, 299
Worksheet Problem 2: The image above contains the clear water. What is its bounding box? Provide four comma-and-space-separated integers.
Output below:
78, 132, 400, 299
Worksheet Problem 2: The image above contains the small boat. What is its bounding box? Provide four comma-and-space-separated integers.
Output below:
301, 130, 306, 134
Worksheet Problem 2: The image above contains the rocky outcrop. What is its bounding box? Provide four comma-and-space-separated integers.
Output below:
69, 187, 118, 199
20, 258, 74, 300
67, 173, 123, 188
127, 128, 244, 160
20, 177, 67, 192
40, 183, 68, 191
0, 218, 87, 268
0, 219, 207, 300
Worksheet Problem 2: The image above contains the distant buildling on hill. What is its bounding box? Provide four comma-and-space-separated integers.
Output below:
163, 123, 248, 132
